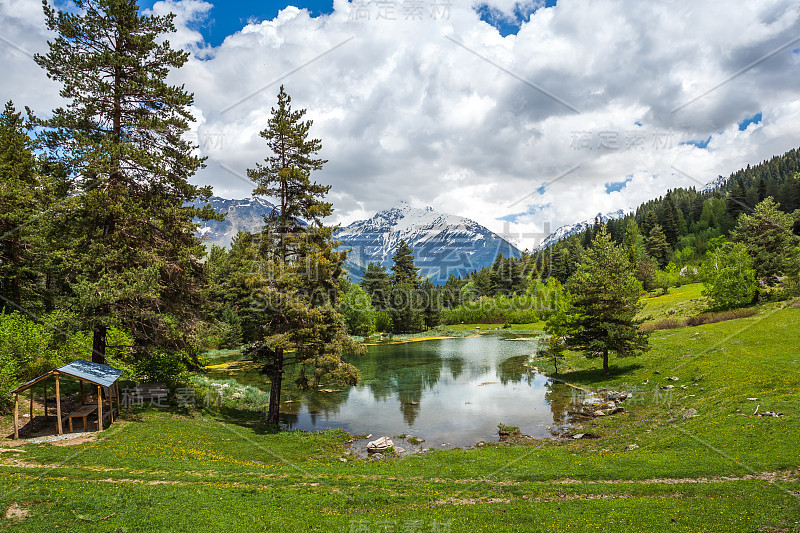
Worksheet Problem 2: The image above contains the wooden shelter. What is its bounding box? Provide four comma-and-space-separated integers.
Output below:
10, 359, 123, 439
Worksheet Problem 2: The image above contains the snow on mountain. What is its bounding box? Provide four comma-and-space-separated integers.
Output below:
192, 196, 276, 247
335, 201, 522, 283
536, 209, 627, 250
193, 198, 522, 284
702, 175, 727, 192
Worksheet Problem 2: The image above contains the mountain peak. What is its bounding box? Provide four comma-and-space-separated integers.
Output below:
336, 202, 522, 283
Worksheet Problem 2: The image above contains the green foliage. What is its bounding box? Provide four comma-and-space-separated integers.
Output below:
390, 240, 419, 287
0, 101, 41, 312
243, 87, 363, 424
35, 0, 215, 364
338, 283, 376, 336
699, 242, 757, 310
418, 277, 441, 329
439, 277, 566, 325
126, 349, 191, 388
0, 311, 115, 410
565, 228, 649, 374
732, 196, 800, 282
0, 354, 18, 411
645, 224, 671, 267
387, 282, 425, 333
360, 262, 392, 311
188, 375, 270, 411
374, 310, 393, 333
539, 334, 566, 374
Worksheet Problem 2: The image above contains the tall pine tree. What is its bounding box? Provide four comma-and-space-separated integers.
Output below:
35, 0, 217, 364
391, 240, 419, 287
565, 229, 649, 375
245, 87, 362, 426
0, 101, 39, 312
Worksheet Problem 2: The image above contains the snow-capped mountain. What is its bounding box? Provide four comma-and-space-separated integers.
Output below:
194, 196, 276, 247
536, 209, 627, 250
335, 201, 522, 283
702, 175, 727, 192
193, 198, 522, 283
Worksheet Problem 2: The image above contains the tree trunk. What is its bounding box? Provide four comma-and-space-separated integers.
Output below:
266, 348, 284, 427
92, 323, 107, 364
603, 349, 609, 375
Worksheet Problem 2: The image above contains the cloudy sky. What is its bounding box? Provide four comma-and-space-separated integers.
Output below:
3, 0, 800, 249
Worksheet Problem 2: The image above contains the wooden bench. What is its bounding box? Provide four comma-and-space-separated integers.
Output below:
63, 404, 98, 432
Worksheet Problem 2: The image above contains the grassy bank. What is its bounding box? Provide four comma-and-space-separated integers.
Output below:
1, 299, 799, 531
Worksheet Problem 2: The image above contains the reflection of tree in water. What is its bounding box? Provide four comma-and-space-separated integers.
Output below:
353, 344, 454, 427
545, 381, 591, 426
303, 389, 352, 424
279, 389, 351, 429
273, 362, 352, 428
497, 354, 533, 385
446, 356, 464, 380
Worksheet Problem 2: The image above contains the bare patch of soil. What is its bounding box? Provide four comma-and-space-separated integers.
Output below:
5, 502, 30, 521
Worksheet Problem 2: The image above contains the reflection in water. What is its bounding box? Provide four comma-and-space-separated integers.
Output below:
545, 381, 601, 426
214, 335, 598, 447
497, 354, 533, 385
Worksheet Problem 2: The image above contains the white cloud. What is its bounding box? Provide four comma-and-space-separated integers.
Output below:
3, 0, 800, 250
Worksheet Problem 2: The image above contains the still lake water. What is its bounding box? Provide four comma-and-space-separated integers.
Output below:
213, 335, 596, 448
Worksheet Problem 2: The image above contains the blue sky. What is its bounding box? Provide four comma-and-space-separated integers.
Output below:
137, 0, 546, 45
137, 0, 337, 46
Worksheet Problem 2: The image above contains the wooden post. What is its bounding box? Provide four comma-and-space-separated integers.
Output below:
55, 374, 63, 436
80, 381, 85, 406
97, 386, 103, 432
107, 387, 113, 423
43, 378, 47, 419
29, 387, 33, 419
13, 393, 19, 439
115, 382, 120, 414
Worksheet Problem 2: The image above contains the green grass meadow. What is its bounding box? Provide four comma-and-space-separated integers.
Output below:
2, 288, 799, 531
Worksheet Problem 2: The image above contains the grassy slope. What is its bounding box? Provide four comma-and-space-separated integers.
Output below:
636, 283, 708, 322
1, 292, 799, 531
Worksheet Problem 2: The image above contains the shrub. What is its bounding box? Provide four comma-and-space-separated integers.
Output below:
699, 242, 757, 310
126, 349, 190, 387
640, 308, 758, 332
188, 375, 269, 412
685, 308, 757, 326
640, 317, 685, 332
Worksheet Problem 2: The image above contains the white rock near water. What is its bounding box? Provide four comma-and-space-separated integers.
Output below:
367, 436, 394, 453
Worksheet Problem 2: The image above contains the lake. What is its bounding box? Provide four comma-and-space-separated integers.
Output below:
210, 334, 597, 448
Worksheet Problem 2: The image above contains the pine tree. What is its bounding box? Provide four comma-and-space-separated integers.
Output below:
419, 277, 441, 329
247, 85, 328, 265
360, 262, 392, 311
388, 282, 425, 333
757, 177, 767, 202
565, 228, 649, 375
645, 224, 671, 267
641, 210, 659, 236
732, 197, 800, 283
622, 219, 644, 265
659, 192, 682, 245
727, 179, 748, 221
0, 101, 39, 312
245, 87, 362, 426
35, 0, 217, 364
391, 240, 419, 287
